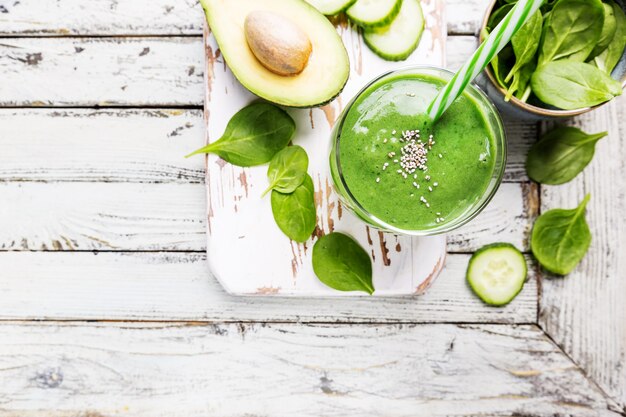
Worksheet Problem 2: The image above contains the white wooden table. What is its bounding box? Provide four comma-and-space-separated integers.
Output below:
0, 1, 624, 415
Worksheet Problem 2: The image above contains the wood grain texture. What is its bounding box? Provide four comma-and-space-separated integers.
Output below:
0, 36, 480, 107
0, 182, 532, 252
0, 322, 618, 417
0, 107, 533, 183
0, 0, 622, 410
539, 96, 626, 411
0, 0, 202, 36
447, 0, 491, 35
0, 109, 205, 183
0, 37, 204, 106
0, 252, 537, 323
0, 0, 488, 36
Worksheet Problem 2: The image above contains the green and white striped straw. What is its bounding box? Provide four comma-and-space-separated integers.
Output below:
427, 0, 544, 121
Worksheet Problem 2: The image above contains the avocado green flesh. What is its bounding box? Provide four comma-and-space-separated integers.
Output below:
200, 0, 350, 107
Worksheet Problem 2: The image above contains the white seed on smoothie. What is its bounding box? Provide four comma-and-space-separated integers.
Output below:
428, 186, 433, 192
433, 182, 438, 187
425, 175, 431, 181
376, 177, 380, 183
438, 153, 443, 158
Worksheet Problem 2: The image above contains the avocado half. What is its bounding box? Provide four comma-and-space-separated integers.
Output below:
200, 0, 350, 107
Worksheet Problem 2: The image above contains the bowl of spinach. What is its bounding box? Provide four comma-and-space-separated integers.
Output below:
480, 0, 626, 120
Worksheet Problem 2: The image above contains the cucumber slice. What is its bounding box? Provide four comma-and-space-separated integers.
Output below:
346, 0, 402, 28
363, 0, 424, 61
466, 243, 527, 306
305, 0, 357, 15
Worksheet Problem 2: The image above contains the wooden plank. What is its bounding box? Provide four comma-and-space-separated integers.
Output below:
0, 181, 533, 252
446, 36, 478, 70
0, 37, 204, 106
447, 0, 491, 35
539, 96, 626, 410
0, 37, 478, 107
0, 0, 204, 36
0, 109, 205, 183
0, 322, 617, 416
501, 114, 537, 182
0, 252, 537, 323
0, 0, 487, 36
0, 108, 533, 183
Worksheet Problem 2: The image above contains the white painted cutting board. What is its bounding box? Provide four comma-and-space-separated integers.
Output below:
202, 0, 447, 296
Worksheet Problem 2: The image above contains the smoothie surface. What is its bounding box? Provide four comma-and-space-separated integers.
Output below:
337, 73, 498, 230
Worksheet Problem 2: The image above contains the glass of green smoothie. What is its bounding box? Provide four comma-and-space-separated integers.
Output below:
330, 66, 506, 236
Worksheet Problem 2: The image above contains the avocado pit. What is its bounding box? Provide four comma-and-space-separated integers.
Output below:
244, 10, 312, 76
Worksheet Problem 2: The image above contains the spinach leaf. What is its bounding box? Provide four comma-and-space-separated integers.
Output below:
263, 145, 308, 196
490, 43, 515, 90
505, 69, 521, 100
540, 0, 558, 14
538, 0, 604, 64
531, 61, 622, 109
526, 126, 607, 184
593, 0, 626, 74
505, 61, 536, 101
186, 102, 295, 166
312, 232, 374, 294
271, 174, 316, 243
514, 62, 536, 101
531, 194, 592, 275
588, 2, 618, 59
505, 10, 543, 83
487, 4, 514, 31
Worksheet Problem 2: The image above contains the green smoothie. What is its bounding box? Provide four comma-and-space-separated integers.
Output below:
331, 72, 502, 231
